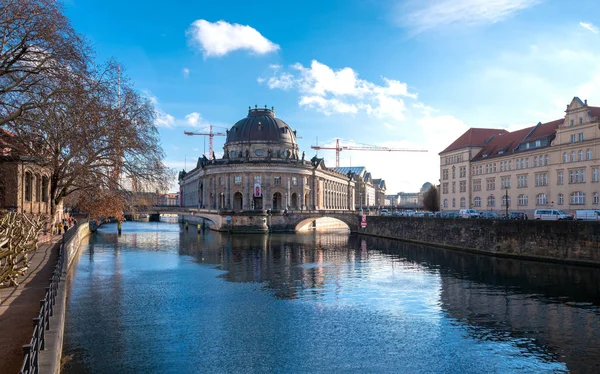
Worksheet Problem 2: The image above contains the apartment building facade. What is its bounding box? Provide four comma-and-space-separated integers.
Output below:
439, 97, 600, 215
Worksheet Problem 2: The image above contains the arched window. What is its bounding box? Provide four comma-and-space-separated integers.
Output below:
518, 194, 528, 206
563, 152, 568, 163
487, 195, 495, 207
570, 191, 585, 205
460, 197, 466, 207
25, 171, 32, 202
587, 149, 592, 160
579, 150, 584, 161
501, 195, 511, 207
35, 174, 41, 202
536, 193, 547, 205
571, 151, 576, 162
443, 199, 448, 208
474, 197, 481, 207
41, 176, 48, 202
558, 193, 564, 205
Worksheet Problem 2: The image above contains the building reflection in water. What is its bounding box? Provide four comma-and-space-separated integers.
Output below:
363, 236, 600, 373
179, 229, 600, 372
179, 230, 358, 300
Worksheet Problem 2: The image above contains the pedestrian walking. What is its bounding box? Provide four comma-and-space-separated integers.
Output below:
58, 222, 63, 235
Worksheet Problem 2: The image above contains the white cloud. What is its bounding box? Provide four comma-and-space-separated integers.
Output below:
187, 19, 279, 57
182, 67, 190, 78
185, 112, 201, 126
260, 60, 416, 121
144, 91, 212, 129
401, 0, 542, 33
580, 22, 598, 34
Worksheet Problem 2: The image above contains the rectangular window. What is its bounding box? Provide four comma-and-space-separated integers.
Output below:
274, 176, 281, 185
459, 181, 466, 192
442, 169, 448, 180
569, 169, 586, 184
571, 134, 576, 143
292, 177, 298, 185
473, 180, 481, 192
486, 178, 495, 191
557, 170, 563, 185
234, 176, 242, 184
254, 175, 262, 184
517, 174, 528, 188
579, 132, 584, 142
500, 177, 510, 189
442, 183, 448, 194
452, 182, 456, 193
593, 168, 599, 182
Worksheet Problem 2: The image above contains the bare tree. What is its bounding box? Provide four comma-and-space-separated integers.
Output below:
4, 61, 172, 215
423, 185, 440, 212
0, 0, 87, 126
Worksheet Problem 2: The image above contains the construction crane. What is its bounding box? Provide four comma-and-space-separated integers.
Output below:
311, 139, 428, 167
184, 125, 226, 158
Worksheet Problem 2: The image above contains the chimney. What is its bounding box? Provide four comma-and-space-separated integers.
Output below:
585, 99, 588, 106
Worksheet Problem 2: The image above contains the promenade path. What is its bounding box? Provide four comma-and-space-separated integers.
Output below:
0, 231, 62, 374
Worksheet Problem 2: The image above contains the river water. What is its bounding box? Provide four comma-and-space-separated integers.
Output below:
62, 221, 600, 373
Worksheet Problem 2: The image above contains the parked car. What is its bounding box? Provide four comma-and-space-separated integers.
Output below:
380, 209, 391, 216
446, 212, 460, 218
509, 211, 528, 220
459, 209, 479, 218
480, 212, 501, 219
575, 209, 600, 221
403, 210, 415, 217
533, 209, 573, 220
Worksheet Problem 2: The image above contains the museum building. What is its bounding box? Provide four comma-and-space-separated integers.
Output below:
178, 107, 357, 211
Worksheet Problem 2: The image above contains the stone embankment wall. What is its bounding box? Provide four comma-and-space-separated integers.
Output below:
39, 222, 91, 373
360, 217, 600, 266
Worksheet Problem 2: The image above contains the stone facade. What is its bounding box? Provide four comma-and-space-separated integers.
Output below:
0, 156, 52, 215
440, 97, 600, 216
180, 108, 356, 212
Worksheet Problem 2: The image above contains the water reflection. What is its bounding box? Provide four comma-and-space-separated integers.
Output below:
62, 222, 600, 373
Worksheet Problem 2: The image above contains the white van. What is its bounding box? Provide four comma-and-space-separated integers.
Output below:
459, 209, 479, 218
575, 210, 600, 221
533, 209, 573, 220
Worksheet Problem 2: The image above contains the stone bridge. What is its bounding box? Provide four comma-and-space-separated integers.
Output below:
143, 206, 361, 233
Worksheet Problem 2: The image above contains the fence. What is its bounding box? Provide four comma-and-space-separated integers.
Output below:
18, 221, 80, 374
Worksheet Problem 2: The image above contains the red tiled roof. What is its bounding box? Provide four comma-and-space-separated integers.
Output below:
588, 106, 600, 119
440, 128, 508, 154
471, 118, 562, 161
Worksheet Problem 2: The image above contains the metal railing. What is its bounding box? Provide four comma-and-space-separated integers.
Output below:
18, 219, 83, 374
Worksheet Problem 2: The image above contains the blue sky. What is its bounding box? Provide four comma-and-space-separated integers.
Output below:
64, 0, 600, 193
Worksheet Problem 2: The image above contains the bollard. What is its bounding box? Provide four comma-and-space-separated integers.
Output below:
185, 221, 189, 230
197, 223, 201, 234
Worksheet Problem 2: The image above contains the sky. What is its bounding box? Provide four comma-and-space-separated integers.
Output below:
64, 0, 600, 194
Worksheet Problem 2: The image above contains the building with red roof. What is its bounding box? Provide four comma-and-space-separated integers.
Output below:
439, 97, 600, 216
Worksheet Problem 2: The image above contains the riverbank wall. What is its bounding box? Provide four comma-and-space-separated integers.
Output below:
39, 222, 91, 373
360, 217, 600, 266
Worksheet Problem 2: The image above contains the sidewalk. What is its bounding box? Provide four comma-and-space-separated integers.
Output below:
0, 233, 62, 374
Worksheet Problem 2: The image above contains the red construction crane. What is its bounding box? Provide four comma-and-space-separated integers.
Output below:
311, 139, 428, 167
184, 125, 226, 157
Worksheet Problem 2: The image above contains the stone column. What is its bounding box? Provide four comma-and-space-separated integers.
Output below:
226, 173, 231, 209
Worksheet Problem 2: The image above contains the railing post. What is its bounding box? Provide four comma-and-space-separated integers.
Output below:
22, 344, 32, 374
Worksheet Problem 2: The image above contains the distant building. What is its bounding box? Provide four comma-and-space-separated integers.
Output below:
372, 178, 387, 207
157, 193, 180, 206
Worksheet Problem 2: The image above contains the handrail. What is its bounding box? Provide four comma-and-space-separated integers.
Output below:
18, 219, 84, 374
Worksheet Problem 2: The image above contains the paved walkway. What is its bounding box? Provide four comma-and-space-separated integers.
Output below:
0, 232, 62, 374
